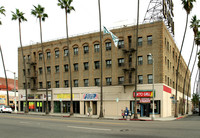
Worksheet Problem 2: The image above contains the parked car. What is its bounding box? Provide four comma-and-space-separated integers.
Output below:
0, 105, 12, 113
193, 108, 199, 113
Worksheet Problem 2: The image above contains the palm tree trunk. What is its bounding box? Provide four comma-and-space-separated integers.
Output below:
0, 45, 9, 106
186, 46, 198, 114
193, 69, 198, 94
65, 8, 73, 116
39, 18, 49, 114
134, 0, 140, 119
175, 13, 189, 117
19, 20, 28, 113
98, 0, 103, 118
182, 39, 195, 115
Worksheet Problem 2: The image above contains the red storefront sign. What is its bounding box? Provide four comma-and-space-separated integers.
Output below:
163, 85, 171, 94
140, 98, 151, 103
133, 91, 153, 98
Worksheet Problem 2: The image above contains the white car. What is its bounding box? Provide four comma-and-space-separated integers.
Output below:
0, 105, 12, 113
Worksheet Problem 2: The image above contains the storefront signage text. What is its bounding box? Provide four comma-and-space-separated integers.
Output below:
140, 98, 151, 103
83, 94, 98, 100
133, 91, 153, 98
57, 94, 74, 99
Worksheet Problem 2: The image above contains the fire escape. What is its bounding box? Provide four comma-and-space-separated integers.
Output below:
27, 52, 37, 90
122, 36, 136, 86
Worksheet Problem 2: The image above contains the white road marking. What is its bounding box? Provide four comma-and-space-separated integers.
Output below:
67, 126, 111, 131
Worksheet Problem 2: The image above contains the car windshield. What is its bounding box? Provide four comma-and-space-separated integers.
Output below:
5, 106, 10, 108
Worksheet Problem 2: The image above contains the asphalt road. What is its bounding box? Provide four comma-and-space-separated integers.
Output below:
0, 113, 199, 138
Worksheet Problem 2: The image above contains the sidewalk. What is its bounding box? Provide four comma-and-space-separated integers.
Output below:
13, 111, 191, 121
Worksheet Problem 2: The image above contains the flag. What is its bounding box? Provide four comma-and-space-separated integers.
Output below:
103, 26, 119, 47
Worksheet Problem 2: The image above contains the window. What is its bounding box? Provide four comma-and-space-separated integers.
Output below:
64, 80, 69, 88
129, 73, 132, 83
55, 81, 59, 88
74, 63, 78, 71
27, 69, 30, 75
84, 62, 89, 70
27, 55, 31, 61
55, 65, 59, 73
47, 81, 51, 88
118, 77, 124, 84
106, 42, 111, 51
147, 35, 152, 45
84, 79, 89, 87
106, 77, 112, 85
23, 69, 25, 76
138, 56, 143, 65
106, 60, 112, 68
47, 51, 51, 59
94, 44, 100, 52
128, 36, 132, 48
47, 66, 51, 73
84, 46, 89, 54
39, 53, 43, 60
23, 83, 26, 89
64, 49, 69, 57
118, 58, 124, 66
138, 37, 143, 46
55, 50, 59, 58
94, 78, 100, 86
138, 75, 143, 84
74, 47, 78, 55
147, 55, 153, 64
94, 61, 100, 69
148, 74, 153, 84
118, 40, 124, 49
28, 83, 30, 89
39, 67, 43, 74
74, 80, 78, 87
64, 64, 68, 72
39, 82, 43, 89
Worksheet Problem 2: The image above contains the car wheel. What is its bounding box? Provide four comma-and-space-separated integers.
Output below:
0, 110, 2, 113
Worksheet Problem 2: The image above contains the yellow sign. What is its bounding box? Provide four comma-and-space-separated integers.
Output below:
57, 94, 74, 99
0, 95, 5, 98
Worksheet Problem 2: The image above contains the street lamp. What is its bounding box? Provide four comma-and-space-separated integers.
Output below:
6, 70, 17, 112
149, 53, 155, 120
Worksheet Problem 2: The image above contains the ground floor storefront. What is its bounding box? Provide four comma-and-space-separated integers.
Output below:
18, 84, 191, 117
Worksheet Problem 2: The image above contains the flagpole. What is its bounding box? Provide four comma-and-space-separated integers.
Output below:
98, 0, 103, 118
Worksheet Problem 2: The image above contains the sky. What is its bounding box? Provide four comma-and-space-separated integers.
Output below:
0, 0, 199, 94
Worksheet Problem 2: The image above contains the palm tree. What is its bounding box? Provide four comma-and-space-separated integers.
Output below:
133, 0, 140, 119
0, 6, 6, 25
185, 31, 200, 114
182, 15, 200, 115
31, 5, 49, 114
175, 0, 196, 117
0, 6, 9, 106
97, 0, 103, 118
57, 0, 75, 116
11, 9, 28, 113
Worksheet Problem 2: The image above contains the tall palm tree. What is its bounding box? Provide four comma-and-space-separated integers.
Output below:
186, 31, 200, 114
182, 15, 200, 115
97, 0, 103, 118
57, 0, 75, 116
134, 0, 140, 119
0, 6, 9, 106
31, 5, 49, 114
175, 0, 196, 117
11, 9, 28, 113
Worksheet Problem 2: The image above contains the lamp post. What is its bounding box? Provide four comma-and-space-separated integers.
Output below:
6, 70, 17, 112
149, 53, 155, 120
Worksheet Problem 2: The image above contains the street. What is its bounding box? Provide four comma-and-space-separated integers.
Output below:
0, 113, 199, 138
